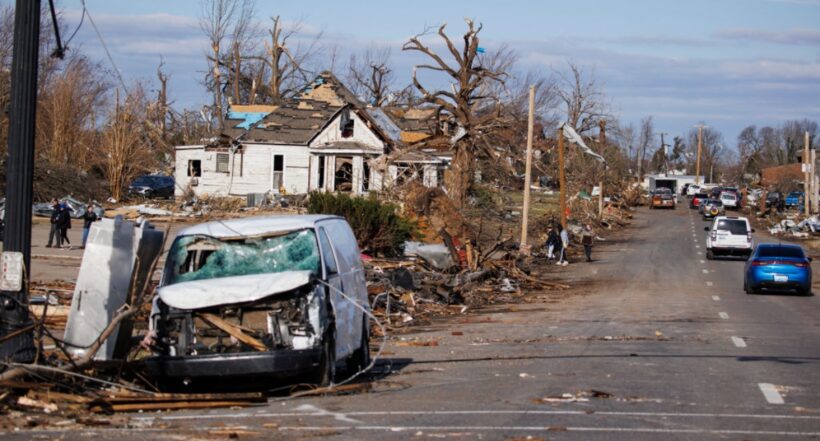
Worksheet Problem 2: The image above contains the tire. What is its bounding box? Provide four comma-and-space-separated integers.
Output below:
315, 327, 336, 387
798, 287, 812, 296
744, 280, 753, 294
346, 319, 371, 374
706, 249, 714, 260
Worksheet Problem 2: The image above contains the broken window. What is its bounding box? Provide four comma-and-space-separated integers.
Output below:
272, 154, 284, 191
165, 229, 320, 285
317, 155, 325, 190
362, 160, 371, 191
216, 153, 230, 173
334, 156, 353, 192
187, 160, 202, 177
340, 109, 355, 138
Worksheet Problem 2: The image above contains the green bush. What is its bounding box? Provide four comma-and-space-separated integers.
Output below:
307, 192, 416, 256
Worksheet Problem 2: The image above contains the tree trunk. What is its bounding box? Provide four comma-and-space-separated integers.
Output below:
446, 141, 473, 208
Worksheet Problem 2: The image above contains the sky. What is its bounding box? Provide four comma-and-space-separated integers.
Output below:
5, 0, 820, 151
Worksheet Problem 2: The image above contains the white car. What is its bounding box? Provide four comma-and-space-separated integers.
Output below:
687, 185, 702, 196
705, 216, 754, 260
145, 215, 370, 388
719, 192, 738, 209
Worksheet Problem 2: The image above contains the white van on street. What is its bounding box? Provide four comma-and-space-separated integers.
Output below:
705, 216, 754, 259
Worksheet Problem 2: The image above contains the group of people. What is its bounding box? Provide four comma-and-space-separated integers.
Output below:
45, 199, 99, 249
545, 222, 596, 265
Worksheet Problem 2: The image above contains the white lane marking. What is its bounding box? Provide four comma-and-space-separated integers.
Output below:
712, 295, 720, 301
700, 260, 706, 264
702, 269, 709, 274
706, 281, 714, 287
131, 409, 820, 422
719, 312, 729, 319
294, 404, 363, 424
731, 336, 747, 348
276, 426, 820, 436
695, 245, 701, 249
759, 383, 785, 404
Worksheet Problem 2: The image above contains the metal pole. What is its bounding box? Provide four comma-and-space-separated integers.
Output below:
598, 121, 606, 218
695, 125, 703, 185
1, 0, 41, 365
558, 125, 567, 228
519, 86, 535, 255
805, 131, 811, 217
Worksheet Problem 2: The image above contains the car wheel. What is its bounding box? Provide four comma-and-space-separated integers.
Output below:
798, 287, 812, 296
315, 327, 336, 387
706, 249, 714, 260
346, 319, 371, 374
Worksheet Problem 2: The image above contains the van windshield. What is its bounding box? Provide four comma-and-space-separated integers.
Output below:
165, 229, 320, 285
715, 219, 748, 235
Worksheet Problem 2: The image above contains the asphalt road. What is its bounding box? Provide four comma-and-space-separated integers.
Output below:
6, 206, 820, 440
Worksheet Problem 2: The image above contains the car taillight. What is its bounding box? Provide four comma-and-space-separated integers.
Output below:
747, 233, 752, 242
710, 231, 716, 241
751, 260, 768, 266
792, 262, 809, 268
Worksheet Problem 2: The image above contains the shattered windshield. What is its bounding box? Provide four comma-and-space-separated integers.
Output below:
165, 229, 320, 285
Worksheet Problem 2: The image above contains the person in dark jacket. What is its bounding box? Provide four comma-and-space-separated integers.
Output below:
58, 203, 72, 248
546, 226, 560, 261
81, 204, 97, 248
45, 199, 61, 248
581, 224, 595, 262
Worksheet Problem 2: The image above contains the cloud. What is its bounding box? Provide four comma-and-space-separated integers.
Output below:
715, 27, 820, 45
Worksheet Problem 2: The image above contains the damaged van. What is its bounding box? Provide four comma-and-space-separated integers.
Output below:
143, 215, 370, 388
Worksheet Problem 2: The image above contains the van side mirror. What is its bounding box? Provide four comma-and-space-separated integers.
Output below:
704, 227, 710, 231
809, 257, 813, 262
751, 228, 756, 233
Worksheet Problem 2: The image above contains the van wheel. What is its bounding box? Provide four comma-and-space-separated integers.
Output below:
315, 328, 336, 387
706, 249, 714, 260
346, 320, 371, 375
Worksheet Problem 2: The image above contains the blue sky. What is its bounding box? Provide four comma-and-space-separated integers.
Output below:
6, 0, 820, 149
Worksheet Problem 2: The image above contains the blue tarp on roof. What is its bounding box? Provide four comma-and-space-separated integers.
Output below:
226, 110, 270, 129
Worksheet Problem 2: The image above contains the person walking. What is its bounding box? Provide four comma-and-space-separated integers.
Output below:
58, 203, 72, 249
581, 224, 595, 262
557, 224, 569, 266
546, 225, 560, 262
81, 204, 98, 248
45, 199, 61, 248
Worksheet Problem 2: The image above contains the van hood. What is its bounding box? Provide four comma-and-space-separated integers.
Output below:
158, 271, 314, 310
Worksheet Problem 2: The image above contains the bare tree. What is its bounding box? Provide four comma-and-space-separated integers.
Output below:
255, 15, 324, 101
200, 0, 255, 129
555, 62, 610, 135
636, 116, 654, 180
403, 19, 507, 206
101, 86, 158, 201
347, 46, 394, 106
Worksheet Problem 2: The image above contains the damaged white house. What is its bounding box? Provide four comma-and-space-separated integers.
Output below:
174, 72, 451, 197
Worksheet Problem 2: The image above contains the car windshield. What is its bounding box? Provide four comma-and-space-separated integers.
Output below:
721, 193, 736, 199
707, 200, 722, 206
164, 228, 321, 285
715, 219, 748, 235
758, 246, 805, 258
788, 192, 802, 198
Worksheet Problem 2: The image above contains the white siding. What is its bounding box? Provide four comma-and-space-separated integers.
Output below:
173, 143, 311, 196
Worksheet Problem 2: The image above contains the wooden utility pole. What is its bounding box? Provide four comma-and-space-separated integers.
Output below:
558, 125, 567, 228
519, 86, 535, 255
805, 131, 812, 217
811, 148, 817, 215
598, 121, 606, 218
695, 125, 704, 185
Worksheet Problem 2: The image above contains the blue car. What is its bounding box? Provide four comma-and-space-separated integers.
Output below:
744, 244, 813, 296
784, 191, 804, 208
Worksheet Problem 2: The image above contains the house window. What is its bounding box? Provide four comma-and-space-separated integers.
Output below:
272, 154, 284, 191
363, 160, 371, 191
187, 160, 202, 177
215, 153, 230, 173
341, 118, 354, 138
317, 155, 325, 189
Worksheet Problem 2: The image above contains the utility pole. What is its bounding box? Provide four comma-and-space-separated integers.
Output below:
598, 121, 606, 218
805, 131, 812, 217
659, 132, 669, 175
1, 0, 41, 365
694, 124, 706, 185
519, 86, 535, 255
558, 125, 567, 228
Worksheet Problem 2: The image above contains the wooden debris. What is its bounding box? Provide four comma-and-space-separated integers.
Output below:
198, 313, 267, 351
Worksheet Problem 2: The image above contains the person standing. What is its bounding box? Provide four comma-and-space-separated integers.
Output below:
45, 199, 61, 248
546, 226, 560, 262
581, 224, 595, 262
81, 204, 98, 248
58, 203, 72, 248
557, 224, 569, 266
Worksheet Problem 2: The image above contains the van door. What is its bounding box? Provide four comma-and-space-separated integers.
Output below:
317, 223, 356, 360
319, 219, 366, 360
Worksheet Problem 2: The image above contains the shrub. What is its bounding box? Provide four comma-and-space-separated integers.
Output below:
307, 192, 417, 256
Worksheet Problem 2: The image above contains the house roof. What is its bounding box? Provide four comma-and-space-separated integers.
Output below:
298, 71, 365, 108
242, 99, 341, 145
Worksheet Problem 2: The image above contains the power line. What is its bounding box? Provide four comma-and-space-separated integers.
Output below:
80, 0, 128, 93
